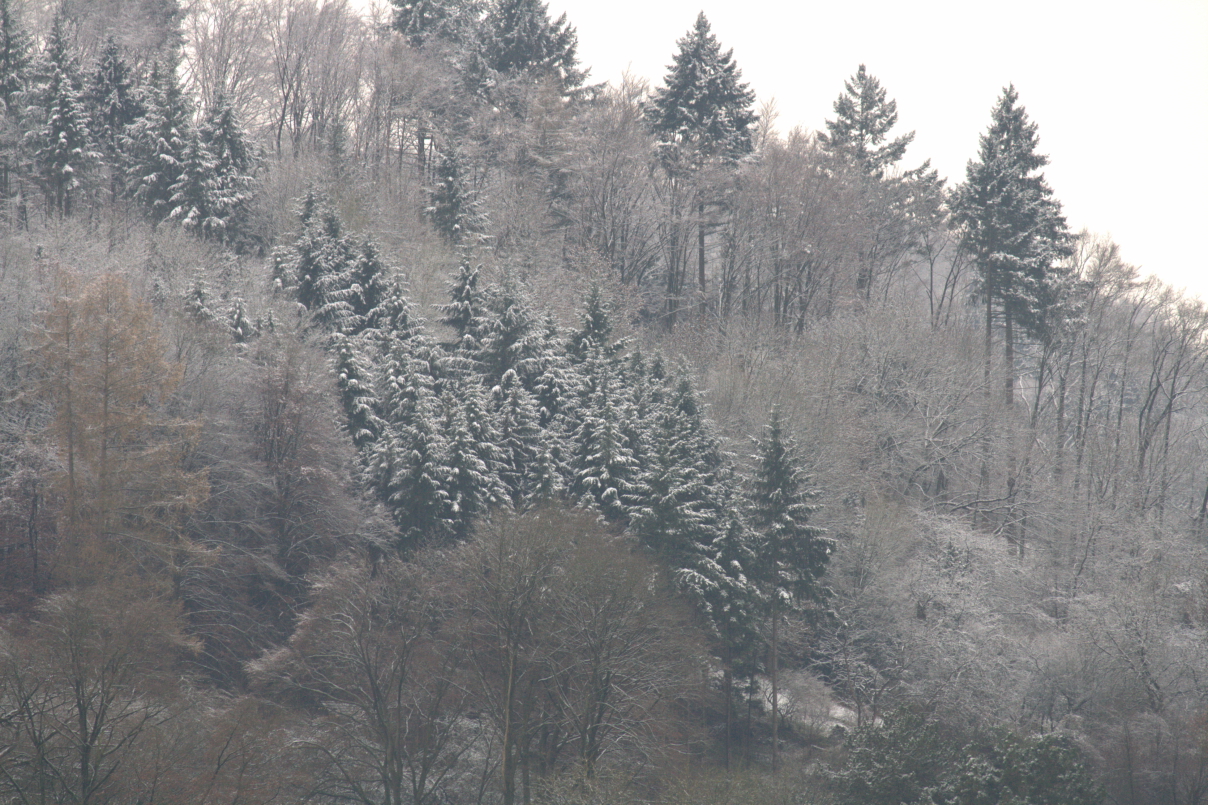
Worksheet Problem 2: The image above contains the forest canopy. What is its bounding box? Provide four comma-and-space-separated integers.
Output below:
0, 1, 1204, 803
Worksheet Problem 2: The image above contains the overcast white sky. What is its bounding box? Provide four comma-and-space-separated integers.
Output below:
545, 0, 1208, 300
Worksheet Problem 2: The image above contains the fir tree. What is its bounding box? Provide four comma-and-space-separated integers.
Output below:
391, 0, 481, 49
426, 146, 483, 245
197, 94, 259, 246
566, 357, 637, 522
31, 12, 92, 217
127, 58, 193, 224
480, 0, 585, 94
437, 380, 506, 539
492, 367, 560, 507
749, 408, 833, 772
331, 332, 382, 452
85, 37, 140, 179
167, 129, 217, 234
367, 335, 450, 547
274, 191, 359, 331
347, 238, 393, 335
951, 85, 1073, 405
646, 12, 756, 162
0, 0, 31, 114
227, 297, 258, 345
819, 64, 914, 178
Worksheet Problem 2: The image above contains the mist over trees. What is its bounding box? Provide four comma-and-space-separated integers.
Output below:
0, 1, 1206, 803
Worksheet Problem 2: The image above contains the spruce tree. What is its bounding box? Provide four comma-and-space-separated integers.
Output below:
274, 191, 360, 331
127, 58, 193, 224
480, 0, 585, 94
167, 129, 217, 234
86, 37, 140, 188
197, 95, 259, 246
951, 85, 1073, 406
749, 409, 833, 772
426, 146, 483, 245
331, 332, 383, 452
391, 0, 481, 49
646, 13, 756, 319
0, 0, 31, 114
646, 12, 756, 162
819, 64, 914, 178
32, 12, 92, 217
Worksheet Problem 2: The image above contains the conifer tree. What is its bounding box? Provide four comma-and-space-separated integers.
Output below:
347, 238, 392, 335
647, 13, 756, 318
749, 409, 833, 772
331, 332, 383, 452
274, 191, 360, 331
646, 12, 756, 162
127, 58, 193, 223
437, 380, 506, 539
85, 37, 140, 189
951, 85, 1073, 406
391, 0, 481, 48
819, 64, 914, 178
480, 0, 585, 94
493, 367, 560, 507
0, 0, 31, 114
567, 357, 637, 522
167, 129, 217, 234
426, 146, 483, 245
197, 94, 259, 246
367, 335, 450, 547
31, 12, 92, 217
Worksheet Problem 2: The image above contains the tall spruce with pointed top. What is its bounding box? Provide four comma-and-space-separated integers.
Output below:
197, 95, 259, 246
646, 13, 757, 162
749, 409, 832, 773
951, 85, 1072, 406
32, 11, 92, 217
820, 64, 914, 178
127, 58, 193, 223
647, 13, 756, 321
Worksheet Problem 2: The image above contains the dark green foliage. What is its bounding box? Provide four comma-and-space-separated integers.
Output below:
834, 711, 961, 805
31, 12, 92, 217
937, 731, 1103, 805
836, 713, 1103, 805
332, 332, 382, 451
480, 0, 585, 94
951, 85, 1073, 339
749, 409, 833, 607
646, 12, 756, 162
820, 64, 914, 178
127, 58, 192, 223
0, 0, 31, 112
426, 146, 483, 245
274, 191, 360, 331
392, 0, 481, 48
196, 95, 259, 246
86, 38, 140, 155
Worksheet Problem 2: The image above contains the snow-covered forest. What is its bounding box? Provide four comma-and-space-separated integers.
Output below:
0, 1, 1205, 803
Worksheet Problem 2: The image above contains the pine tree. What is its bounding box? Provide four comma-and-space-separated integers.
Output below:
646, 13, 756, 162
819, 64, 914, 178
31, 12, 92, 217
347, 238, 393, 335
85, 37, 140, 185
748, 409, 833, 772
646, 13, 756, 320
331, 332, 383, 451
951, 85, 1073, 406
0, 0, 31, 114
480, 0, 585, 94
197, 94, 259, 246
426, 146, 483, 245
127, 58, 193, 224
227, 297, 258, 344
